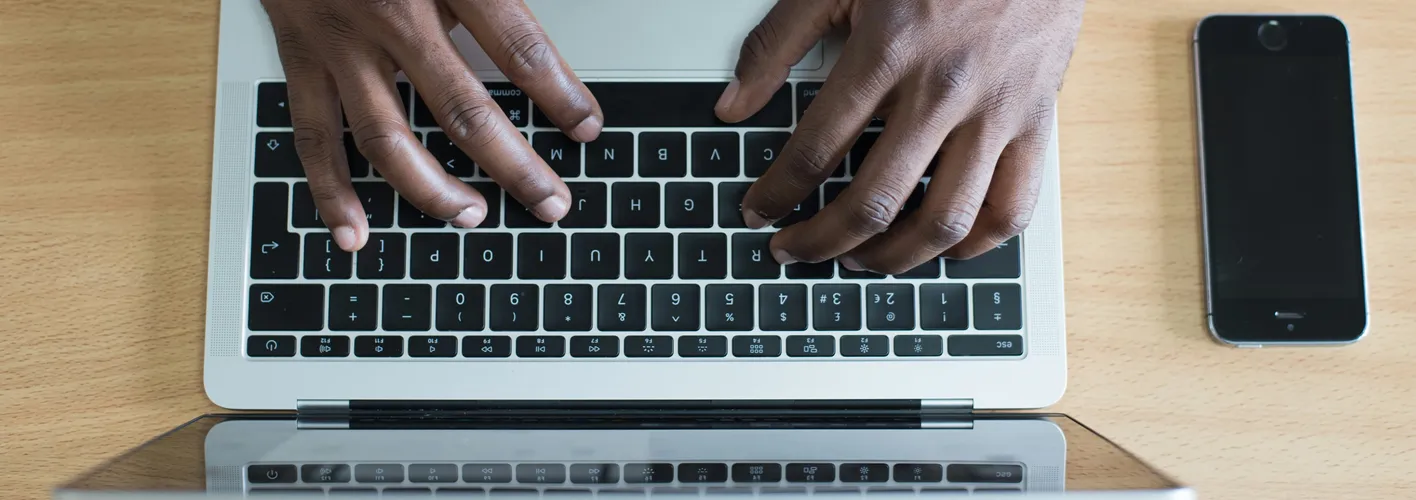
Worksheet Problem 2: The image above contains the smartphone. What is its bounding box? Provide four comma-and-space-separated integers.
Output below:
1193, 15, 1368, 346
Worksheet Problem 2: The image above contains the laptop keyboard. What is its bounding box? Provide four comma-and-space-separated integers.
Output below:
244, 81, 1026, 360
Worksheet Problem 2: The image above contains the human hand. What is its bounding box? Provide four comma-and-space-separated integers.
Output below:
718, 0, 1083, 273
263, 0, 603, 251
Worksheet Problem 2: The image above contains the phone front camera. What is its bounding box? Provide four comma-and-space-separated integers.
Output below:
1258, 20, 1288, 51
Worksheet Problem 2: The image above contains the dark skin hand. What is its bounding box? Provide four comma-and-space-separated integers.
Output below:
718, 0, 1084, 273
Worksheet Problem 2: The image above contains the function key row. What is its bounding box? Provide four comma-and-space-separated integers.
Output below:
247, 283, 1023, 333
248, 463, 1023, 485
245, 333, 1025, 359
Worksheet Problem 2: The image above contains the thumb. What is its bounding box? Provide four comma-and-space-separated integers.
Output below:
716, 0, 837, 123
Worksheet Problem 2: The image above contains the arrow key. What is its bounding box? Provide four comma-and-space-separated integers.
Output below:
425, 132, 476, 177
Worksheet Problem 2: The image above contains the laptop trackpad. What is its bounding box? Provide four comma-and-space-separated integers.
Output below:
453, 0, 823, 73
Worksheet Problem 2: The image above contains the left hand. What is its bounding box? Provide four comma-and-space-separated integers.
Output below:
716, 0, 1084, 274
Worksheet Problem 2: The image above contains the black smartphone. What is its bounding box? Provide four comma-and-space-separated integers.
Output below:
1193, 15, 1368, 346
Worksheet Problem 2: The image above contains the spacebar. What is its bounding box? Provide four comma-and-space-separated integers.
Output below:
533, 82, 793, 128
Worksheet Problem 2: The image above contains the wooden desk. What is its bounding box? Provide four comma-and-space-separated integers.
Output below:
2, 1, 1414, 498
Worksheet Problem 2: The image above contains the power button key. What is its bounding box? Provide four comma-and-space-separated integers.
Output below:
248, 464, 297, 484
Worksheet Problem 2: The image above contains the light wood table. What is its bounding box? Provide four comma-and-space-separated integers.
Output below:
2, 1, 1414, 499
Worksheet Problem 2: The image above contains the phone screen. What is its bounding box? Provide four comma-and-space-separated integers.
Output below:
1196, 16, 1366, 342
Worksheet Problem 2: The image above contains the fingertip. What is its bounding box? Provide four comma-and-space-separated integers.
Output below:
742, 209, 773, 230
839, 255, 866, 272
531, 195, 570, 222
450, 205, 486, 229
714, 78, 742, 121
568, 115, 603, 143
332, 225, 367, 252
771, 248, 799, 266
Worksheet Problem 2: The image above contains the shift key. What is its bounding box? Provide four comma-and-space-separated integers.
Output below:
249, 284, 325, 331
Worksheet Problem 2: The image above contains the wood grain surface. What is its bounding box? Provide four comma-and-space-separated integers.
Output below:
2, 1, 1414, 499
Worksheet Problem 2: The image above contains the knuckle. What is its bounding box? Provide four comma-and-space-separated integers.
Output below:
781, 130, 839, 176
306, 176, 347, 205
351, 120, 409, 165
497, 22, 557, 81
738, 16, 781, 67
925, 209, 976, 249
844, 187, 903, 238
410, 187, 458, 215
437, 92, 500, 149
291, 125, 340, 165
937, 57, 975, 97
504, 168, 559, 205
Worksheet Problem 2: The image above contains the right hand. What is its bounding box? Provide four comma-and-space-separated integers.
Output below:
263, 0, 602, 251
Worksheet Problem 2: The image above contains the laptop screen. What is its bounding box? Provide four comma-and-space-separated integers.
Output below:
58, 414, 1185, 498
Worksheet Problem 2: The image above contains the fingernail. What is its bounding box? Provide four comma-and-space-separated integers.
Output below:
332, 226, 358, 252
532, 196, 570, 221
742, 209, 773, 229
569, 115, 602, 143
839, 256, 866, 272
449, 205, 486, 228
715, 78, 741, 115
772, 248, 798, 266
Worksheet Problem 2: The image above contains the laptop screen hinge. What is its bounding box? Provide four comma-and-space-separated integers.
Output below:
919, 399, 974, 414
297, 400, 352, 429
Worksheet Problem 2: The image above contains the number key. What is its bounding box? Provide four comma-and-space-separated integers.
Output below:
598, 284, 647, 331
706, 284, 753, 331
544, 284, 593, 332
436, 284, 485, 331
812, 284, 860, 331
865, 284, 914, 331
920, 284, 968, 330
489, 285, 538, 331
758, 284, 807, 331
651, 284, 700, 331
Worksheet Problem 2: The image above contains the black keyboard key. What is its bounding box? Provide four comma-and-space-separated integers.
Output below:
947, 464, 1022, 484
304, 233, 353, 279
463, 464, 513, 483
408, 335, 456, 357
896, 258, 941, 279
598, 284, 647, 332
357, 233, 406, 279
841, 464, 888, 483
249, 284, 323, 331
408, 464, 457, 483
812, 284, 861, 331
489, 285, 538, 331
570, 336, 619, 358
343, 132, 371, 178
744, 132, 791, 177
624, 233, 673, 279
355, 335, 404, 357
251, 183, 299, 279
437, 284, 485, 331
463, 336, 512, 358
839, 263, 886, 279
410, 233, 459, 279
899, 182, 927, 220
585, 132, 634, 177
866, 284, 915, 330
651, 284, 700, 332
678, 464, 728, 483
759, 284, 808, 331
949, 335, 1024, 357
382, 284, 432, 331
894, 334, 944, 357
561, 182, 607, 228
367, 132, 423, 178
624, 463, 674, 484
574, 82, 791, 128
249, 464, 297, 484
974, 284, 1023, 330
517, 233, 567, 279
301, 335, 350, 357
663, 182, 715, 228
785, 335, 834, 357
468, 182, 502, 228
920, 284, 969, 330
946, 237, 1022, 279
291, 182, 323, 228
624, 335, 673, 358
570, 233, 619, 279
355, 464, 404, 483
398, 196, 448, 229
732, 335, 782, 357
535, 132, 581, 177
677, 335, 727, 358
731, 233, 780, 279
465, 233, 513, 279
254, 132, 303, 177
302, 464, 351, 483
248, 335, 296, 357
774, 188, 821, 228
786, 261, 834, 279
731, 464, 782, 483
545, 284, 593, 332
353, 182, 395, 228
516, 335, 565, 358
706, 284, 753, 331
691, 132, 740, 177
894, 464, 943, 483
678, 233, 727, 279
415, 82, 523, 127
516, 464, 567, 484
717, 182, 751, 228
848, 132, 881, 175
823, 181, 849, 205
795, 81, 821, 122
256, 82, 292, 127
638, 132, 687, 177
611, 182, 660, 228
505, 196, 553, 228
841, 334, 889, 357
329, 284, 378, 331
425, 132, 477, 178
570, 464, 620, 484
785, 464, 835, 483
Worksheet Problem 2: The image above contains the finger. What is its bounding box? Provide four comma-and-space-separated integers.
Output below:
287, 68, 368, 251
717, 0, 837, 122
945, 125, 1049, 259
767, 99, 948, 266
451, 0, 603, 141
334, 56, 489, 228
846, 121, 1010, 274
739, 38, 899, 229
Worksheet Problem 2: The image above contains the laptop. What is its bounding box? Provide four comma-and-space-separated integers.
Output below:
55, 0, 1189, 497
